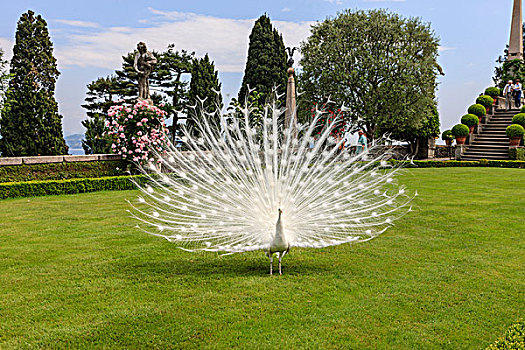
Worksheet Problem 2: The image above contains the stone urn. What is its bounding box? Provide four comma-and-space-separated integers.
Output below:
509, 136, 522, 146
456, 136, 467, 145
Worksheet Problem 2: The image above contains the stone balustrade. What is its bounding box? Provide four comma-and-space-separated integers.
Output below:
0, 154, 121, 166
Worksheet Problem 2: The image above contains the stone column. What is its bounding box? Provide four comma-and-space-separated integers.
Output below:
508, 0, 523, 60
285, 67, 298, 142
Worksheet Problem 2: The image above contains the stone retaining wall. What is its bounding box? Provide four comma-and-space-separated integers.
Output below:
0, 154, 121, 166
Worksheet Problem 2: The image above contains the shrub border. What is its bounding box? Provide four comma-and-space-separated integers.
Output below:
0, 160, 127, 183
0, 175, 148, 199
389, 160, 525, 168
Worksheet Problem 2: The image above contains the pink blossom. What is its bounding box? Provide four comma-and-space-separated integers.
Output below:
137, 122, 142, 127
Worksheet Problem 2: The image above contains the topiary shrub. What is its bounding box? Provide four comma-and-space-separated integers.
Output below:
476, 95, 494, 109
461, 114, 479, 127
506, 124, 525, 138
451, 124, 470, 137
441, 130, 454, 141
512, 113, 525, 127
484, 87, 500, 98
468, 104, 487, 117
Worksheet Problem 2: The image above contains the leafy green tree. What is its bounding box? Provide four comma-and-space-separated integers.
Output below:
378, 103, 440, 156
238, 14, 287, 106
156, 44, 194, 139
493, 23, 525, 88
186, 54, 222, 136
299, 9, 441, 145
81, 115, 112, 154
80, 76, 117, 154
0, 10, 66, 156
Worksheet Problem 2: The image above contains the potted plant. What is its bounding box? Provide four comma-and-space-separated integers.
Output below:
451, 124, 470, 145
441, 130, 454, 146
476, 95, 495, 114
506, 124, 525, 146
468, 104, 487, 123
461, 114, 479, 134
512, 113, 525, 127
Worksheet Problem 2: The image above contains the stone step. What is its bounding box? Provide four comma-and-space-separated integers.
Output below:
461, 156, 509, 161
463, 150, 509, 157
466, 150, 509, 155
475, 135, 508, 139
472, 142, 511, 147
487, 121, 513, 125
481, 127, 508, 131
468, 143, 510, 149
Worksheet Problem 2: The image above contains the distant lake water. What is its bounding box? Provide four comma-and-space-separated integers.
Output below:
68, 148, 84, 155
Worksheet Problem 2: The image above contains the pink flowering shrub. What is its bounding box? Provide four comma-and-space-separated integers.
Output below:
106, 100, 169, 164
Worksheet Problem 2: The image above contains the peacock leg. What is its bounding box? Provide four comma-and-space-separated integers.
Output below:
269, 255, 273, 275
278, 252, 282, 275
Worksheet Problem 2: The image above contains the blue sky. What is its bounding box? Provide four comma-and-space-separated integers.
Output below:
0, 0, 518, 139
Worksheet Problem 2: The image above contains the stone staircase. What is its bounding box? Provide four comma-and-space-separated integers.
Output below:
460, 109, 514, 161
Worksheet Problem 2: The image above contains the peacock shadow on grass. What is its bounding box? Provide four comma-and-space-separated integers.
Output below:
108, 249, 336, 279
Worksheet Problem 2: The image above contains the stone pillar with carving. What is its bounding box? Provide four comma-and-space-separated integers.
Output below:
508, 0, 523, 61
285, 67, 298, 142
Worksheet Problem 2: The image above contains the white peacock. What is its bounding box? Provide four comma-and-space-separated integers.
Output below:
129, 101, 414, 275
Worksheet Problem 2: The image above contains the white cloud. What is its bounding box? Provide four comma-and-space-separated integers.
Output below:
0, 37, 13, 60
363, 0, 406, 2
55, 19, 99, 28
438, 46, 455, 52
324, 0, 343, 4
55, 10, 314, 73
282, 7, 291, 12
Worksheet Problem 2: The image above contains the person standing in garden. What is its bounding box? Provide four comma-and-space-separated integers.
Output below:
503, 80, 514, 110
513, 79, 522, 109
356, 130, 368, 154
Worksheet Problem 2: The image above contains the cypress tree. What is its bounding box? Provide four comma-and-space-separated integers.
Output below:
186, 54, 222, 136
0, 10, 66, 156
238, 14, 288, 106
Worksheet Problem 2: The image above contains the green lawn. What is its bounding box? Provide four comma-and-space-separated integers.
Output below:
0, 168, 523, 349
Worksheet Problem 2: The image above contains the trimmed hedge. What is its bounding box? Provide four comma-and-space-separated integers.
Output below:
476, 95, 494, 109
461, 114, 479, 127
0, 160, 127, 183
484, 87, 500, 98
506, 124, 525, 138
0, 175, 149, 199
441, 130, 454, 141
512, 113, 525, 127
486, 320, 524, 350
452, 124, 470, 137
389, 160, 525, 168
509, 147, 525, 160
468, 104, 487, 117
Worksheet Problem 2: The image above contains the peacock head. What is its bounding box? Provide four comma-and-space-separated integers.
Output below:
278, 208, 282, 216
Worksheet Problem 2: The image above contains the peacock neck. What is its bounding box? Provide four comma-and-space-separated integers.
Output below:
274, 212, 286, 243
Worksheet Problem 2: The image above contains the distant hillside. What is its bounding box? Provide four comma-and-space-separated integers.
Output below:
64, 134, 83, 150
